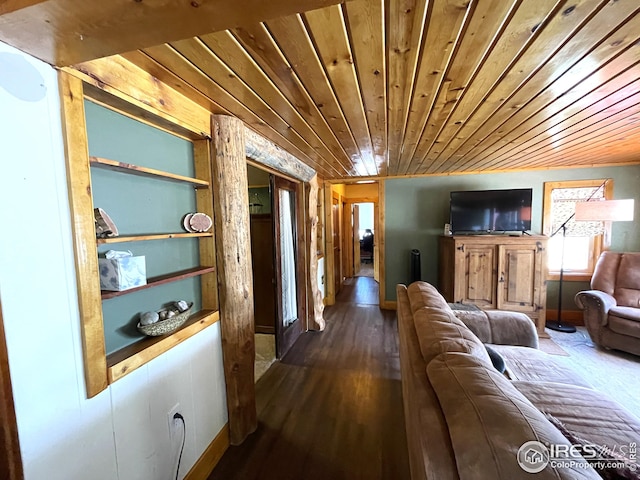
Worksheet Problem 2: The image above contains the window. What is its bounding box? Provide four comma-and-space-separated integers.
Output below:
543, 179, 613, 280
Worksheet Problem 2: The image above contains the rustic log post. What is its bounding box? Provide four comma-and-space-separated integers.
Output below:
211, 115, 257, 445
307, 174, 325, 330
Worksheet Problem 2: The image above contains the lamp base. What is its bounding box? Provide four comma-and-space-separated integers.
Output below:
545, 321, 577, 333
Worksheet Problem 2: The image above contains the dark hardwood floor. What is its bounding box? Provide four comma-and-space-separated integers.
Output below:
209, 277, 409, 480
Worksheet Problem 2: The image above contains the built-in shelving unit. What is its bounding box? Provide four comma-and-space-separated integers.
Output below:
90, 156, 210, 187
61, 73, 219, 398
101, 266, 216, 300
97, 232, 212, 244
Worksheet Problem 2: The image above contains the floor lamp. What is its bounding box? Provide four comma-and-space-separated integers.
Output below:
546, 198, 635, 333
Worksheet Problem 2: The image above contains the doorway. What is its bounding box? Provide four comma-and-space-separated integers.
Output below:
247, 164, 306, 368
354, 203, 375, 278
272, 176, 305, 358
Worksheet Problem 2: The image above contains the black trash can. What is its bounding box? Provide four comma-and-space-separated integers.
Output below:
410, 249, 421, 284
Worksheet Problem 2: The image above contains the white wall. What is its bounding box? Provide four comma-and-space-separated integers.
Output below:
0, 42, 228, 480
317, 257, 325, 300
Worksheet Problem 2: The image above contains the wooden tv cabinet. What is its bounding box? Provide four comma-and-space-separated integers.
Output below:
439, 235, 548, 336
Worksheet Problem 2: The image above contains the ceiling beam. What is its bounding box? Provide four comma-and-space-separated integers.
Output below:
0, 0, 348, 66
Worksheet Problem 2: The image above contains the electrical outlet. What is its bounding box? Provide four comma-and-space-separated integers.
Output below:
167, 403, 181, 440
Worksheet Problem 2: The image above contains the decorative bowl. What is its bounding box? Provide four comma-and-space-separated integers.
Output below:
137, 303, 193, 337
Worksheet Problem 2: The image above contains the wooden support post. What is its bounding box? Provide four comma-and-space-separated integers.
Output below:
211, 115, 257, 445
307, 175, 325, 330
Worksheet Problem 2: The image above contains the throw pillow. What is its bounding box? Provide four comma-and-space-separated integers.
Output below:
484, 344, 506, 373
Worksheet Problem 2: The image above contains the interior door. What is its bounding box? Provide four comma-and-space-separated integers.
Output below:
249, 213, 276, 334
353, 204, 360, 275
273, 176, 305, 358
332, 196, 341, 295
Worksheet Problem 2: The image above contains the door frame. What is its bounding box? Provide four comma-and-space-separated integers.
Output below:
272, 175, 307, 358
0, 299, 23, 479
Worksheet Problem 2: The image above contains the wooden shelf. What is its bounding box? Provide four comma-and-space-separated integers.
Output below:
101, 266, 215, 299
90, 156, 209, 187
97, 232, 212, 244
107, 309, 219, 383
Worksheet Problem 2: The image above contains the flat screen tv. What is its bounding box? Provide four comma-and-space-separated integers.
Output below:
449, 188, 532, 234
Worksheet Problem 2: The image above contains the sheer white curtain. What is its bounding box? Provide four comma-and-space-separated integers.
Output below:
279, 189, 297, 326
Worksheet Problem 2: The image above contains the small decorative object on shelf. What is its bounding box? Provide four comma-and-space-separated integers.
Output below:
98, 250, 146, 291
94, 207, 119, 238
181, 212, 212, 233
140, 311, 159, 326
137, 301, 193, 336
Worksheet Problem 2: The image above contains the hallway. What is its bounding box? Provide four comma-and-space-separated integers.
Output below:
209, 277, 409, 479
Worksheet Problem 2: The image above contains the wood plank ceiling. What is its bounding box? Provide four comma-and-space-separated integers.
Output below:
7, 0, 640, 180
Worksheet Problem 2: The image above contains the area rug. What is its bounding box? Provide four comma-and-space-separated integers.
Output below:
538, 337, 570, 356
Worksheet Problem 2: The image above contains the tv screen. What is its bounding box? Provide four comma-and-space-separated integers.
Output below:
449, 188, 532, 234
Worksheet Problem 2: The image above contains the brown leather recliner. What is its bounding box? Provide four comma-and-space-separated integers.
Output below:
575, 251, 640, 356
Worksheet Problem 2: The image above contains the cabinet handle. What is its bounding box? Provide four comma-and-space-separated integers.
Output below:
498, 275, 505, 283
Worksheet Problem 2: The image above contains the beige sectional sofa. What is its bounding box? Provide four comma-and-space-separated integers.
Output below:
397, 281, 640, 480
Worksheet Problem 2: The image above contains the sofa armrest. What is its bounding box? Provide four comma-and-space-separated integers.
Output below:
452, 310, 539, 348
575, 290, 617, 326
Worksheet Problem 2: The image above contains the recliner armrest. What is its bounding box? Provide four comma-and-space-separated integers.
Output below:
452, 310, 539, 348
575, 290, 617, 326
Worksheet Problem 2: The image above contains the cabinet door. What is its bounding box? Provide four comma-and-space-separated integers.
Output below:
497, 244, 542, 312
454, 243, 496, 307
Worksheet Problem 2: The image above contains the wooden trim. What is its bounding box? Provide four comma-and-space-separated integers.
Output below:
64, 55, 211, 137
211, 114, 257, 445
378, 180, 387, 307
59, 70, 108, 398
320, 162, 640, 183
100, 267, 215, 300
0, 299, 23, 480
343, 196, 378, 203
107, 310, 219, 383
545, 309, 584, 325
542, 179, 613, 278
380, 301, 397, 311
194, 138, 219, 312
547, 273, 593, 282
90, 156, 209, 187
1, 0, 347, 66
96, 232, 212, 244
184, 423, 230, 480
244, 127, 316, 182
324, 184, 336, 306
246, 159, 300, 185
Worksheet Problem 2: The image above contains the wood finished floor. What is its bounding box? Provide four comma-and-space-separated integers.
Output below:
209, 277, 409, 480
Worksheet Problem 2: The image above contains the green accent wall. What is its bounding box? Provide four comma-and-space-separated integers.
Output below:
85, 100, 201, 354
384, 165, 640, 304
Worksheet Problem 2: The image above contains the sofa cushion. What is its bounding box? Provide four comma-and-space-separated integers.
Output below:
609, 313, 640, 339
614, 254, 640, 308
427, 353, 600, 480
513, 381, 640, 457
487, 344, 592, 388
407, 281, 452, 314
453, 309, 539, 348
413, 308, 491, 366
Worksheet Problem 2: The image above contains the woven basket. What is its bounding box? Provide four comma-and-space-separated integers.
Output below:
137, 303, 193, 337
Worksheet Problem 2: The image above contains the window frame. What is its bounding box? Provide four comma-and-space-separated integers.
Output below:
542, 179, 613, 281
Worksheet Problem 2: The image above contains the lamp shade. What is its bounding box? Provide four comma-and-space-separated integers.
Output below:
574, 199, 634, 222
